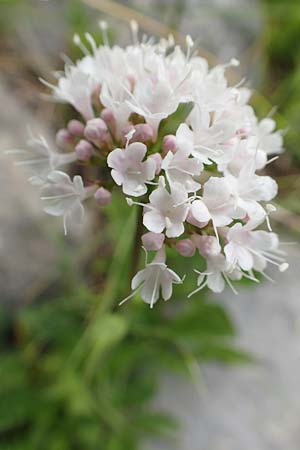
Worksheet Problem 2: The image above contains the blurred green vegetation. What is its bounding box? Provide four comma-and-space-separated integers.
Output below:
260, 0, 300, 162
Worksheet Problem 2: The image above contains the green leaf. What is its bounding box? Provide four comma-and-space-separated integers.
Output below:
195, 343, 254, 364
150, 102, 194, 153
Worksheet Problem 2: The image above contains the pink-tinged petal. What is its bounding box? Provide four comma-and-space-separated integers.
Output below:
213, 214, 232, 227
73, 175, 85, 195
47, 170, 72, 186
149, 185, 170, 208
207, 272, 225, 293
123, 178, 147, 197
125, 142, 147, 164
224, 241, 237, 266
107, 148, 125, 170
167, 268, 182, 284
110, 169, 124, 186
141, 270, 160, 305
142, 157, 156, 181
236, 246, 253, 271
131, 269, 147, 290
176, 123, 194, 156
166, 221, 184, 238
143, 211, 165, 233
191, 200, 211, 223
161, 276, 172, 301
251, 230, 279, 251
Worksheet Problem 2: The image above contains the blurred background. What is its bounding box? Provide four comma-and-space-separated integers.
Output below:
0, 0, 300, 449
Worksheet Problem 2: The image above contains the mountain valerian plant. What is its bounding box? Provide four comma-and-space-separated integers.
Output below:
9, 21, 288, 306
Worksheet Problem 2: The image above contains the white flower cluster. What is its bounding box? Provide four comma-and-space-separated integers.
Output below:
9, 22, 288, 307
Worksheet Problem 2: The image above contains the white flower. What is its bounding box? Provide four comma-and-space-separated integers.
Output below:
143, 177, 189, 237
41, 171, 89, 234
107, 141, 156, 197
225, 161, 278, 224
191, 177, 237, 231
224, 222, 288, 273
120, 247, 183, 308
161, 125, 202, 192
189, 240, 242, 296
42, 63, 97, 120
186, 107, 237, 165
100, 77, 133, 138
6, 135, 76, 186
221, 137, 267, 176
126, 52, 192, 137
254, 118, 284, 155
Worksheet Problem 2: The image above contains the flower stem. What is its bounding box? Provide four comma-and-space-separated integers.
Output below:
130, 203, 144, 281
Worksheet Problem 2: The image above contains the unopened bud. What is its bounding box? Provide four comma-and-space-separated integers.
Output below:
84, 118, 107, 140
192, 234, 220, 258
67, 119, 85, 137
56, 129, 74, 151
142, 232, 165, 251
84, 118, 112, 148
101, 108, 116, 134
94, 187, 111, 206
149, 153, 162, 175
75, 139, 93, 161
162, 134, 177, 155
133, 124, 154, 143
175, 239, 195, 257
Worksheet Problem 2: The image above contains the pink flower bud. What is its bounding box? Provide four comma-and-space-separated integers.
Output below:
162, 134, 177, 154
56, 129, 74, 150
67, 119, 85, 137
84, 118, 107, 141
149, 153, 162, 175
101, 108, 116, 134
75, 139, 93, 161
192, 234, 220, 258
132, 124, 154, 143
142, 232, 165, 251
175, 239, 195, 257
94, 187, 111, 206
84, 118, 112, 149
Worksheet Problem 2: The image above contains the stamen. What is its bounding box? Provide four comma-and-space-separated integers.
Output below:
266, 156, 279, 166
223, 273, 238, 295
185, 35, 194, 61
150, 270, 160, 308
119, 287, 141, 306
260, 271, 275, 283
99, 21, 109, 46
73, 34, 90, 56
85, 32, 98, 55
130, 20, 139, 45
188, 279, 208, 298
